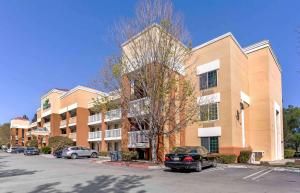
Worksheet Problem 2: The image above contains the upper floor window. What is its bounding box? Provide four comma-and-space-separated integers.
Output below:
200, 103, 219, 121
199, 70, 217, 90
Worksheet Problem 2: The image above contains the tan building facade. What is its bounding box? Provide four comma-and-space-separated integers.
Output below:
11, 26, 283, 161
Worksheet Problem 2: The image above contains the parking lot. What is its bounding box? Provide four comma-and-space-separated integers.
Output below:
0, 152, 299, 193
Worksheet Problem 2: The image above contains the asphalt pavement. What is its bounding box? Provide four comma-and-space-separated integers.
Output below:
0, 152, 299, 193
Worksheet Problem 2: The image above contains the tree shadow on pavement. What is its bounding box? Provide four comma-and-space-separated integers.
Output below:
0, 168, 38, 178
28, 175, 151, 193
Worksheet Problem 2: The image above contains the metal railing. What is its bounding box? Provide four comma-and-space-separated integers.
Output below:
105, 109, 121, 122
60, 120, 67, 127
128, 97, 150, 117
88, 131, 102, 141
69, 132, 77, 140
105, 128, 121, 140
69, 117, 77, 125
128, 130, 150, 148
88, 113, 102, 123
44, 122, 50, 129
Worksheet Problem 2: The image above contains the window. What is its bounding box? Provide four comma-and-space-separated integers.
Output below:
201, 137, 219, 153
199, 70, 217, 90
200, 103, 218, 121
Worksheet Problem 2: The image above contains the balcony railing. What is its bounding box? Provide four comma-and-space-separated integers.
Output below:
44, 122, 50, 130
88, 131, 102, 141
69, 132, 77, 141
69, 117, 77, 126
128, 130, 150, 148
88, 113, 102, 125
60, 134, 67, 137
31, 127, 49, 136
60, 120, 67, 127
128, 97, 150, 117
104, 109, 121, 122
104, 128, 121, 140
25, 131, 31, 136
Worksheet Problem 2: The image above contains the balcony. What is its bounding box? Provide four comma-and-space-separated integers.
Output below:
44, 122, 50, 130
88, 131, 102, 141
31, 128, 49, 136
26, 131, 31, 136
88, 113, 102, 125
60, 120, 67, 128
104, 128, 121, 140
69, 117, 77, 126
128, 97, 150, 117
104, 109, 121, 122
30, 122, 37, 128
69, 132, 77, 141
60, 134, 67, 137
128, 130, 150, 148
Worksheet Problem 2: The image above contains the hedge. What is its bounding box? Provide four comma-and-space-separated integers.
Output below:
284, 149, 296, 158
216, 154, 237, 164
121, 151, 138, 161
41, 146, 51, 154
238, 150, 252, 163
99, 151, 109, 157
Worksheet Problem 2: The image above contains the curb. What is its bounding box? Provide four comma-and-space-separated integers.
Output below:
272, 167, 300, 173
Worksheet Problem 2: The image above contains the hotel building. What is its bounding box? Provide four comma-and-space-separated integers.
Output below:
10, 25, 283, 161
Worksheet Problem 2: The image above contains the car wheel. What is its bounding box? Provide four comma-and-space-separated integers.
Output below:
91, 153, 97, 158
195, 161, 202, 172
71, 153, 78, 159
212, 158, 217, 167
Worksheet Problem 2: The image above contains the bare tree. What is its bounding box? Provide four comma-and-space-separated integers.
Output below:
93, 0, 202, 162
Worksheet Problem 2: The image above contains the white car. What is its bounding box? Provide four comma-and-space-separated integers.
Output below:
62, 146, 98, 159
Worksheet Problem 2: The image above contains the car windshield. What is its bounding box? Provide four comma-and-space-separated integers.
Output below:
27, 148, 35, 150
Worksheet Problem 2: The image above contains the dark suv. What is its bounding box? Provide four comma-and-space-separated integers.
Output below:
164, 146, 217, 172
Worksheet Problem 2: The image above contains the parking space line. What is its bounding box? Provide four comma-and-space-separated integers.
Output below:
243, 168, 270, 179
251, 169, 273, 180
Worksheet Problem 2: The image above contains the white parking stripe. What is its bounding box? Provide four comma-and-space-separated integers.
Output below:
243, 168, 270, 179
251, 169, 273, 180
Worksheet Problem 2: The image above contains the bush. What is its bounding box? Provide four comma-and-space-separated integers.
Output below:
260, 161, 270, 166
217, 154, 237, 164
48, 136, 73, 152
99, 151, 109, 157
26, 136, 38, 148
41, 146, 51, 154
284, 149, 296, 158
238, 150, 252, 163
121, 151, 138, 161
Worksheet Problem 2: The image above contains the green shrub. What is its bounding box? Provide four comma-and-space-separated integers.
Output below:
48, 136, 73, 152
238, 150, 252, 163
41, 146, 51, 154
26, 136, 38, 148
121, 151, 138, 161
260, 161, 270, 166
284, 149, 295, 158
217, 154, 237, 164
99, 151, 109, 157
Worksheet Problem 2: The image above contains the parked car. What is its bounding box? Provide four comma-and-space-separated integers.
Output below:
11, 147, 25, 154
62, 146, 98, 159
294, 151, 300, 158
164, 146, 217, 172
53, 149, 63, 158
24, 147, 39, 155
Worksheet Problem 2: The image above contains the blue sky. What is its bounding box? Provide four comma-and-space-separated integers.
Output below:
0, 0, 299, 124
